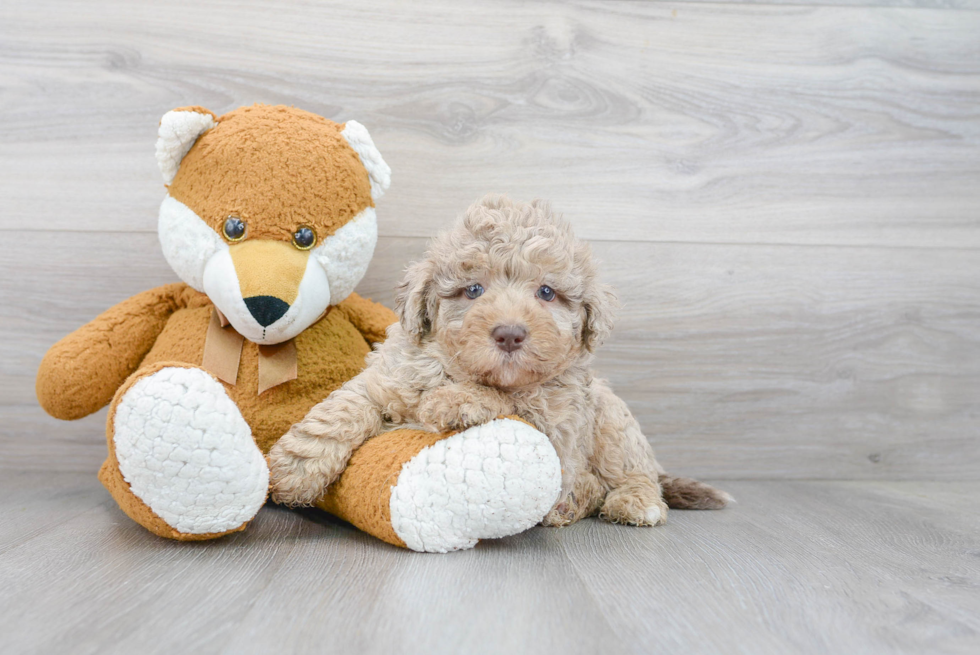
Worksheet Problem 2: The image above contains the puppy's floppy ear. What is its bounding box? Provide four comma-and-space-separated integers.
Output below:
395, 258, 436, 341
582, 281, 618, 352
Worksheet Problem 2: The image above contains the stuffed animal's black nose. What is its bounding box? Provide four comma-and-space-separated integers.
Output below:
492, 325, 527, 353
244, 296, 290, 327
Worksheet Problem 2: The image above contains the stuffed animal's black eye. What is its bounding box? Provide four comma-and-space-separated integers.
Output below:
536, 285, 556, 302
292, 226, 317, 250
464, 283, 484, 299
223, 216, 246, 242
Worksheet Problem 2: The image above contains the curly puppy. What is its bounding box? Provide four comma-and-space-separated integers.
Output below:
269, 195, 730, 526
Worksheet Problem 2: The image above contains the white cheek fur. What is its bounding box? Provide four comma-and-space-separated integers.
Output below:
158, 195, 225, 292
201, 250, 256, 335
312, 205, 378, 306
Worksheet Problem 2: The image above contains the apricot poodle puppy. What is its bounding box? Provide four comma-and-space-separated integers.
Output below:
269, 195, 730, 526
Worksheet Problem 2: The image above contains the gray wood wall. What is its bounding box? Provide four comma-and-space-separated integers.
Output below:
2, 0, 978, 480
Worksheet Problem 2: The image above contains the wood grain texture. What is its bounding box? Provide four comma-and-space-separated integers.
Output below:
1, 0, 979, 247
653, 0, 980, 8
1, 473, 978, 654
4, 232, 978, 479
558, 480, 980, 655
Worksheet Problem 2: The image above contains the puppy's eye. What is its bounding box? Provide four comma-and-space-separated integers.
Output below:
223, 215, 246, 242
464, 283, 484, 299
536, 285, 556, 302
292, 226, 317, 250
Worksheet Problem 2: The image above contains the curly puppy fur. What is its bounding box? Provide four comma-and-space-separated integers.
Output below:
269, 195, 731, 526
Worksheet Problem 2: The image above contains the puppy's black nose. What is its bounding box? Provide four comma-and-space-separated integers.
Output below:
492, 325, 527, 353
244, 295, 290, 327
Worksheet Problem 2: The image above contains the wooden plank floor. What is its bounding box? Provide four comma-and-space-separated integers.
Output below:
0, 471, 977, 655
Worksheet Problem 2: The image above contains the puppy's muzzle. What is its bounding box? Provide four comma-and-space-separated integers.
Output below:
493, 324, 527, 353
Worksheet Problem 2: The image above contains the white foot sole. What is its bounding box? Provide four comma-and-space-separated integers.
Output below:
389, 418, 561, 553
113, 367, 268, 535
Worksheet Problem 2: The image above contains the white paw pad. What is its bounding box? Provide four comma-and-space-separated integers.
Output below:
389, 418, 561, 553
113, 367, 268, 534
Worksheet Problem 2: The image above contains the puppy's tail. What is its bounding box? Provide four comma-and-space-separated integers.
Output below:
659, 474, 733, 510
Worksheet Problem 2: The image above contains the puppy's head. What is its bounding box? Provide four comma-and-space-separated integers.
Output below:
396, 195, 617, 389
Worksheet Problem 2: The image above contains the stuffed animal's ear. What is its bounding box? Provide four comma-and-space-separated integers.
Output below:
340, 120, 391, 201
394, 258, 436, 341
155, 107, 217, 184
582, 280, 618, 353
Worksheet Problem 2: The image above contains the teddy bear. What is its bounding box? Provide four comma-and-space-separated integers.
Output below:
35, 104, 561, 553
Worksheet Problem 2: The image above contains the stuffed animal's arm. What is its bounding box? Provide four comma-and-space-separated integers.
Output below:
335, 292, 398, 345
36, 283, 202, 420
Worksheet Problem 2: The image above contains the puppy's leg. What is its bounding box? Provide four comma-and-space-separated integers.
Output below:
591, 381, 669, 526
536, 415, 603, 527
268, 372, 385, 507
416, 382, 515, 432
601, 477, 668, 526
591, 381, 731, 524
541, 468, 605, 527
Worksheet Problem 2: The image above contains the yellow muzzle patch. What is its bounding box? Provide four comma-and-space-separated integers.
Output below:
229, 239, 308, 305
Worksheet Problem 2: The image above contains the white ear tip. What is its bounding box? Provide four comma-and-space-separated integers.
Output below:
341, 120, 391, 201
155, 110, 217, 184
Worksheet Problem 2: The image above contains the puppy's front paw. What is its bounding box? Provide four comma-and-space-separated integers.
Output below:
541, 473, 605, 527
417, 386, 507, 432
267, 433, 349, 507
542, 501, 579, 527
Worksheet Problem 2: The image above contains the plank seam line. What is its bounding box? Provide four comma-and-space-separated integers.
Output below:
682, 1, 980, 12
553, 535, 634, 650
2, 229, 979, 253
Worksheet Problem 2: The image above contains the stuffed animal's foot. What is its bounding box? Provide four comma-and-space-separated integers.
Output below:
102, 364, 268, 539
390, 418, 561, 552
319, 418, 561, 553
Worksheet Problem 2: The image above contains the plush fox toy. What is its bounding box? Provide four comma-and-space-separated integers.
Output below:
36, 105, 560, 552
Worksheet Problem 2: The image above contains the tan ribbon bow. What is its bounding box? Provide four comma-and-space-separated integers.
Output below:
202, 308, 298, 395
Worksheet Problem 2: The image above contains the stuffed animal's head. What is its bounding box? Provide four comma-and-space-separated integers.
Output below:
155, 104, 390, 344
